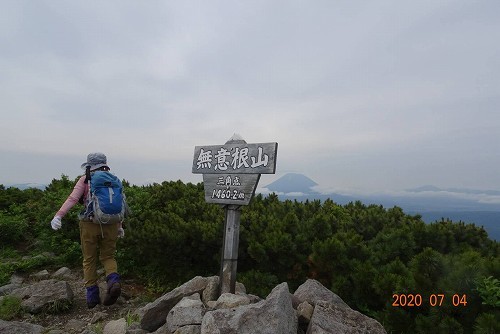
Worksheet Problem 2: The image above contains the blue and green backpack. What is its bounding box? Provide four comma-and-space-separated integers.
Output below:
82, 170, 127, 224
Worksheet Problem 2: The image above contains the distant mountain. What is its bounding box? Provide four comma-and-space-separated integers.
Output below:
4, 183, 47, 190
264, 173, 318, 194
262, 177, 500, 241
407, 185, 442, 192
407, 185, 500, 196
263, 179, 500, 212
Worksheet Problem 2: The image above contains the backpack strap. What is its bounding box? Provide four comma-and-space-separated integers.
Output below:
84, 165, 91, 184
78, 166, 92, 204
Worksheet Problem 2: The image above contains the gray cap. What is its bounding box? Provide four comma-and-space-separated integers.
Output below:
81, 152, 108, 171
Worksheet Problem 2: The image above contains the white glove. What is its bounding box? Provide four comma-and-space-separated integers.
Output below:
118, 227, 125, 238
51, 216, 62, 230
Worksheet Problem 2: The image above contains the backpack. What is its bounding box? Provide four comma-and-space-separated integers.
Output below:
83, 170, 127, 224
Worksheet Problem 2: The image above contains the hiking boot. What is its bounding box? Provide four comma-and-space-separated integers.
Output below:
86, 285, 100, 309
103, 273, 121, 306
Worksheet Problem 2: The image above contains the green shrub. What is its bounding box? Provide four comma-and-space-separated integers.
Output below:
0, 253, 58, 286
0, 261, 16, 286
17, 254, 55, 272
238, 269, 279, 298
474, 312, 500, 334
0, 212, 29, 245
0, 295, 23, 320
476, 276, 500, 307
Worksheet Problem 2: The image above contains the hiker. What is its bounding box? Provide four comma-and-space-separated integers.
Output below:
51, 152, 126, 308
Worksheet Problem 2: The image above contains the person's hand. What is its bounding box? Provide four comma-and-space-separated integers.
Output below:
118, 227, 125, 238
51, 216, 62, 230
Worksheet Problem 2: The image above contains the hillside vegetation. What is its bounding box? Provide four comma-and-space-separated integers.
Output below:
0, 175, 499, 333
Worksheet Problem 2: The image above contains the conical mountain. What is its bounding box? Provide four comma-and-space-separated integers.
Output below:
265, 173, 318, 194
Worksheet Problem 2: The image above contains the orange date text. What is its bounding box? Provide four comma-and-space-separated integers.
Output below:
392, 294, 468, 307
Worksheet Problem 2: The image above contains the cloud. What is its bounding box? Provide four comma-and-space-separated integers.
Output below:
1, 0, 500, 191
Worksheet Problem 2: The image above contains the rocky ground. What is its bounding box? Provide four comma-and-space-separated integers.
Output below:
2, 266, 388, 333
2, 266, 156, 333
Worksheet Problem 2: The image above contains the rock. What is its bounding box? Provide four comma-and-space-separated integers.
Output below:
297, 301, 314, 324
152, 323, 170, 333
10, 279, 74, 314
247, 294, 263, 304
104, 318, 127, 334
0, 272, 387, 334
127, 329, 149, 334
0, 283, 21, 296
201, 282, 297, 334
174, 325, 201, 333
167, 294, 205, 333
52, 267, 73, 279
294, 279, 349, 309
81, 330, 99, 334
214, 292, 251, 309
235, 281, 246, 294
126, 327, 149, 334
307, 301, 386, 334
200, 276, 246, 304
30, 269, 50, 280
10, 274, 24, 285
0, 319, 45, 334
205, 300, 217, 309
201, 276, 219, 304
65, 319, 87, 333
137, 276, 210, 332
91, 311, 108, 324
41, 251, 56, 258
291, 293, 302, 309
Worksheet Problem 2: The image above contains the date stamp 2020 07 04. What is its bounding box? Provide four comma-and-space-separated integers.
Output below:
392, 293, 468, 307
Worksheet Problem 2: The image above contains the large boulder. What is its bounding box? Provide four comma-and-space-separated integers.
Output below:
294, 279, 349, 309
307, 301, 386, 334
166, 294, 206, 333
201, 282, 297, 334
137, 276, 211, 332
10, 279, 74, 314
0, 320, 45, 334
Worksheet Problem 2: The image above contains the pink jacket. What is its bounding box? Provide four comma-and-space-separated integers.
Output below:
56, 175, 89, 218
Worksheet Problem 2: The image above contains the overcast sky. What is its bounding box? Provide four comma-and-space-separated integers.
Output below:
1, 0, 499, 193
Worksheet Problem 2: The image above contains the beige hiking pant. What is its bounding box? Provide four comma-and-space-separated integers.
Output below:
79, 221, 119, 287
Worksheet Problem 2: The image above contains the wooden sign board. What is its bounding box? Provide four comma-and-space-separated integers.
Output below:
192, 142, 278, 174
203, 174, 260, 205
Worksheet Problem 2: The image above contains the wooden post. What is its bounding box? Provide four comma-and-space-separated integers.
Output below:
192, 134, 278, 297
219, 204, 241, 294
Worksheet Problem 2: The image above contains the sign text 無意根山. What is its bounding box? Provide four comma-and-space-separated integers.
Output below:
192, 142, 278, 175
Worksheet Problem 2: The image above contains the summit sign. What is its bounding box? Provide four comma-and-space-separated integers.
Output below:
192, 142, 278, 175
193, 141, 278, 205
192, 136, 278, 295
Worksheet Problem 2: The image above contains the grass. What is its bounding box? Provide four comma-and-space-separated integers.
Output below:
91, 322, 104, 334
0, 251, 59, 286
125, 309, 140, 326
0, 295, 23, 320
46, 299, 73, 314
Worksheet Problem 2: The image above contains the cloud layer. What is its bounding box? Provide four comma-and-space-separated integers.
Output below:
1, 0, 499, 191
